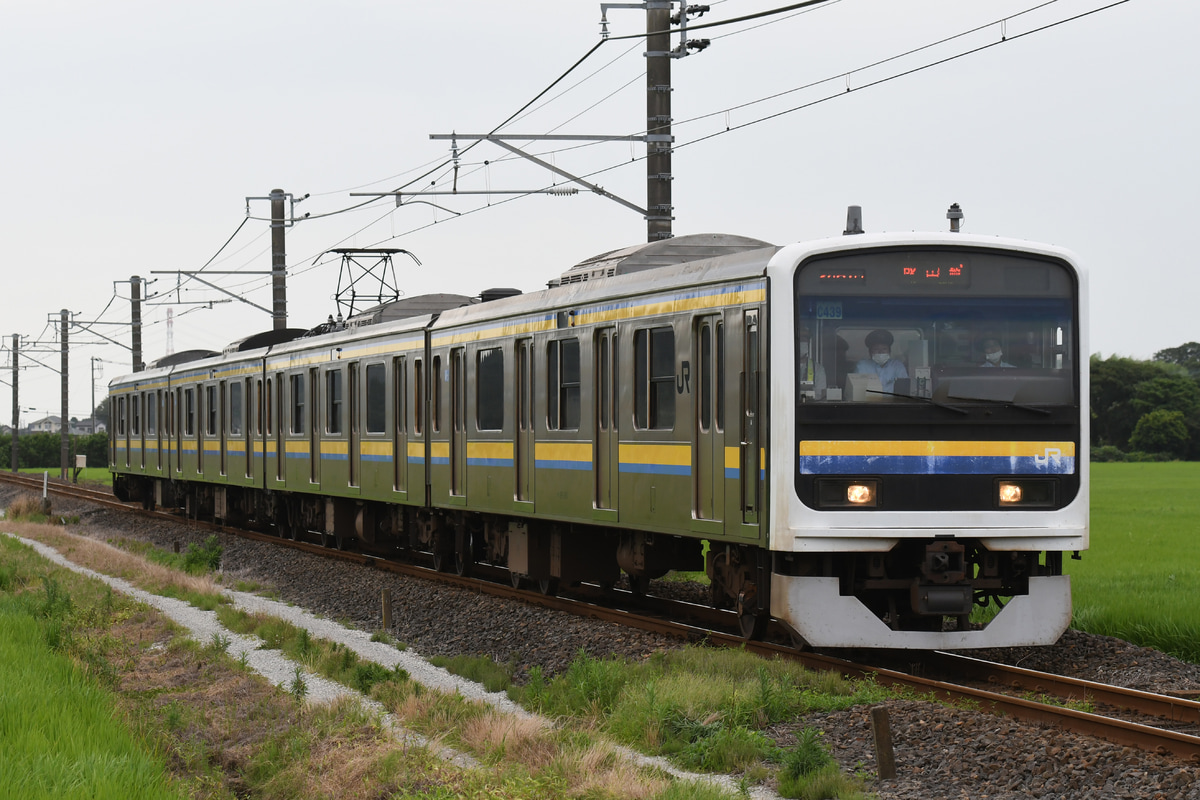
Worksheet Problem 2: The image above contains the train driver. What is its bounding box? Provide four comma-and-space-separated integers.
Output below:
979, 337, 1015, 368
855, 328, 909, 393
798, 327, 827, 400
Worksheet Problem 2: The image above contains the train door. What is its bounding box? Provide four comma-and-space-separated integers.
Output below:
515, 338, 534, 505
594, 327, 618, 511
694, 315, 724, 521
740, 310, 761, 527
450, 347, 467, 497
348, 362, 360, 488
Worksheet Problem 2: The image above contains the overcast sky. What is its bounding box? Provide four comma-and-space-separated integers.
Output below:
2, 0, 1195, 420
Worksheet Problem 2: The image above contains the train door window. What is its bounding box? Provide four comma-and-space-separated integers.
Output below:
547, 338, 580, 430
290, 374, 305, 434
598, 335, 610, 431
716, 322, 725, 431
229, 381, 243, 436
145, 392, 156, 436
205, 386, 218, 436
184, 389, 195, 437
699, 324, 712, 432
326, 369, 343, 434
117, 396, 127, 436
413, 359, 424, 435
366, 363, 386, 434
634, 326, 676, 430
451, 349, 466, 434
275, 373, 285, 481
432, 356, 442, 433
476, 347, 504, 431
131, 393, 141, 436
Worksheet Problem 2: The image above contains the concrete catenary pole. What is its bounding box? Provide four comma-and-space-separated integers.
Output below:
10, 334, 18, 472
60, 309, 69, 480
131, 275, 143, 372
645, 1, 673, 242
270, 189, 288, 330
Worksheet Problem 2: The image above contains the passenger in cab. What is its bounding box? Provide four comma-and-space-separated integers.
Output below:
855, 328, 908, 392
798, 327, 827, 400
979, 337, 1015, 368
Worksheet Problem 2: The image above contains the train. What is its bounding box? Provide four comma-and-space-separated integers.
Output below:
108, 218, 1088, 650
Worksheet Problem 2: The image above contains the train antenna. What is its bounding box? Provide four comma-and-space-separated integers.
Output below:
843, 205, 864, 235
947, 202, 964, 232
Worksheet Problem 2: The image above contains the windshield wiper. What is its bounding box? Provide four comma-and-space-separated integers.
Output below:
947, 394, 1052, 416
866, 389, 969, 415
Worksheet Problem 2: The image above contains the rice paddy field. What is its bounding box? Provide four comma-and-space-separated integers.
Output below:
1068, 462, 1200, 664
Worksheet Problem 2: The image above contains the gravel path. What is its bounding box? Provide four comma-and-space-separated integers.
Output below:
6, 484, 1200, 799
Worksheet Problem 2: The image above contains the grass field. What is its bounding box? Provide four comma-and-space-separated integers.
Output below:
1068, 462, 1200, 663
17, 467, 112, 487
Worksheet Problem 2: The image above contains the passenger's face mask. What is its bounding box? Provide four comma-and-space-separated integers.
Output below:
872, 352, 890, 366
985, 350, 1003, 364
799, 342, 810, 357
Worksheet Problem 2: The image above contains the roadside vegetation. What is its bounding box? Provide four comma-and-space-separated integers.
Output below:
1068, 462, 1200, 663
4, 501, 890, 798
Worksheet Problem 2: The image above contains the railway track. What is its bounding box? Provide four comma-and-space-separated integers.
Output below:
4, 470, 1199, 764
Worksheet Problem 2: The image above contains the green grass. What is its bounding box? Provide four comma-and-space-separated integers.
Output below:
1069, 462, 1200, 662
0, 544, 185, 800
18, 466, 112, 486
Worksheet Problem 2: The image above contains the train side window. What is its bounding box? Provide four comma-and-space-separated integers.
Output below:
184, 388, 195, 437
366, 363, 386, 434
291, 374, 305, 434
326, 369, 343, 434
432, 356, 442, 433
634, 326, 675, 430
131, 393, 141, 436
546, 339, 580, 430
230, 381, 243, 436
476, 347, 504, 431
117, 396, 127, 435
413, 359, 423, 435
205, 386, 218, 436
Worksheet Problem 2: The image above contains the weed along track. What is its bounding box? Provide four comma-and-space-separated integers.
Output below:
5, 472, 1200, 799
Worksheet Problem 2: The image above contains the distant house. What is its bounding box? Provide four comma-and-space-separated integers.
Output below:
70, 418, 105, 435
29, 416, 61, 433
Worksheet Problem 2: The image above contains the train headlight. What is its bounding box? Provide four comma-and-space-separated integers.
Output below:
996, 479, 1057, 508
847, 484, 874, 505
817, 478, 879, 508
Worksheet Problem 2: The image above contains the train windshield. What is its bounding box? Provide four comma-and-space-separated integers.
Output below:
793, 248, 1077, 405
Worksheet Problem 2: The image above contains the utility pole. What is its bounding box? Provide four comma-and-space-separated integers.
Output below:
271, 188, 288, 330
10, 334, 17, 473
646, 0, 674, 241
130, 275, 143, 372
60, 310, 69, 481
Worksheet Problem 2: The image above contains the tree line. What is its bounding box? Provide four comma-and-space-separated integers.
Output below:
1, 432, 110, 471
1091, 342, 1200, 461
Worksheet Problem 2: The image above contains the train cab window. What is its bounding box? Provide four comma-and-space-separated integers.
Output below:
366, 363, 386, 434
547, 339, 580, 430
476, 347, 504, 431
229, 382, 243, 435
291, 374, 305, 434
794, 249, 1078, 407
184, 389, 196, 437
205, 386, 218, 436
145, 392, 157, 436
326, 369, 343, 435
634, 327, 676, 430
